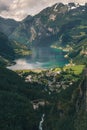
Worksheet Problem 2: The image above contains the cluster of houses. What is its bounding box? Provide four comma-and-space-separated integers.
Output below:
25, 69, 73, 92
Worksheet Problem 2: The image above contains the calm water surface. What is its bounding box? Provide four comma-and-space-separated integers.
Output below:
7, 47, 68, 70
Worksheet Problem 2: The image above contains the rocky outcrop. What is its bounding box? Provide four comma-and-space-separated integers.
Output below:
9, 3, 87, 47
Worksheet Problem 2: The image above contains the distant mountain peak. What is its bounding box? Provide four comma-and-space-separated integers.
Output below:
68, 2, 80, 10
53, 3, 65, 11
68, 2, 79, 7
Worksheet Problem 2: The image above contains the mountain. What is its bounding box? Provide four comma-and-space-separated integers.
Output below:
68, 37, 87, 64
0, 32, 15, 66
0, 3, 87, 130
0, 17, 19, 36
0, 32, 31, 66
0, 2, 87, 64
0, 67, 42, 130
0, 65, 86, 130
10, 3, 87, 45
9, 2, 87, 64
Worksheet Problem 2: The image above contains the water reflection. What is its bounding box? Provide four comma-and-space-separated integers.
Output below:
7, 47, 68, 70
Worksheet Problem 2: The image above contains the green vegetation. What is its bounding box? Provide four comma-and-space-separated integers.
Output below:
0, 3, 87, 130
0, 32, 31, 66
75, 110, 87, 130
15, 65, 86, 130
68, 37, 87, 65
7, 3, 87, 64
0, 67, 46, 130
64, 65, 85, 75
0, 63, 86, 130
11, 40, 32, 57
43, 80, 81, 130
0, 32, 15, 66
0, 91, 38, 130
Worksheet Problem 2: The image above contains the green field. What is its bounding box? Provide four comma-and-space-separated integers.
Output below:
64, 65, 85, 75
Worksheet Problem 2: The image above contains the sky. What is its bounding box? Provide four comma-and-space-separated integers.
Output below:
0, 0, 86, 21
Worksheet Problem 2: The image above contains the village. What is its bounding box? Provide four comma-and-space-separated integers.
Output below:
17, 67, 79, 93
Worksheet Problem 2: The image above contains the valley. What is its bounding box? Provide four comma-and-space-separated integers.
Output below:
0, 64, 86, 130
0, 2, 87, 130
7, 46, 68, 70
16, 65, 84, 93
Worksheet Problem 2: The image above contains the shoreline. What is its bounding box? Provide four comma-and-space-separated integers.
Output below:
7, 46, 70, 71
50, 45, 72, 52
7, 66, 47, 73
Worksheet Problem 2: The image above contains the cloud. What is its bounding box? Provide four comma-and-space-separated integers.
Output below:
0, 5, 9, 12
0, 0, 10, 12
0, 0, 87, 21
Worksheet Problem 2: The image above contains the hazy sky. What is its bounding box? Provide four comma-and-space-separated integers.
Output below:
0, 0, 86, 21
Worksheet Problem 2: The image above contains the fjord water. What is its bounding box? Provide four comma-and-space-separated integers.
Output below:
7, 47, 68, 70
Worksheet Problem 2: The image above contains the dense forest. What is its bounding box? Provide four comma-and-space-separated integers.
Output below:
0, 66, 87, 130
0, 2, 87, 130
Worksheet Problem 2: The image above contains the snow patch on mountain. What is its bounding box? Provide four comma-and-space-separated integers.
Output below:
68, 3, 80, 11
54, 3, 59, 12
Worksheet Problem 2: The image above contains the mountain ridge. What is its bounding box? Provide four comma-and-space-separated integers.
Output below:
10, 2, 87, 44
0, 2, 87, 64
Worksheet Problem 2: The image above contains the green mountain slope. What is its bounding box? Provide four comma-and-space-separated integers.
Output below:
0, 32, 15, 66
10, 3, 87, 46
0, 61, 86, 130
0, 67, 40, 130
69, 37, 87, 64
0, 32, 31, 66
0, 17, 19, 36
0, 3, 87, 64
9, 3, 87, 64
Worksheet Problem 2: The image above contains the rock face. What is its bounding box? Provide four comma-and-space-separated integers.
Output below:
0, 3, 87, 64
8, 3, 87, 47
